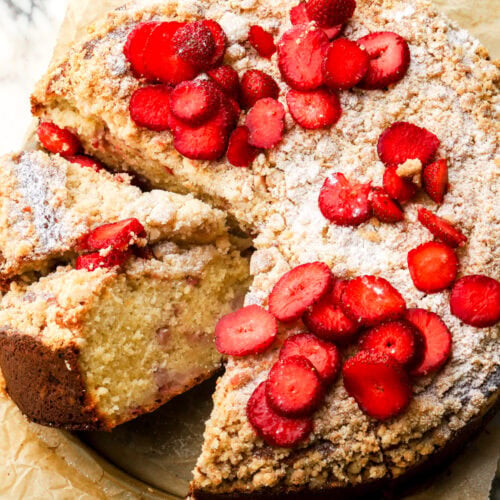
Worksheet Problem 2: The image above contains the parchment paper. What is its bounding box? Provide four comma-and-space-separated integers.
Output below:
1, 0, 499, 498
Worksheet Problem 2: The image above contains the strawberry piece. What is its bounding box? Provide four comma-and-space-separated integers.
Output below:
172, 20, 215, 70
246, 381, 312, 447
305, 0, 356, 28
202, 20, 227, 68
245, 98, 285, 149
377, 122, 440, 167
357, 32, 410, 89
423, 159, 448, 203
332, 278, 349, 303
123, 22, 160, 78
37, 122, 81, 156
318, 173, 372, 226
65, 155, 104, 172
215, 304, 277, 356
279, 333, 341, 384
450, 275, 500, 328
370, 187, 404, 223
227, 126, 259, 167
129, 85, 173, 131
322, 38, 369, 90
341, 275, 406, 326
383, 166, 418, 203
408, 241, 457, 294
405, 308, 452, 376
240, 69, 280, 109
417, 207, 468, 248
290, 3, 342, 39
169, 80, 219, 125
84, 218, 145, 252
269, 262, 333, 322
358, 320, 423, 368
76, 249, 129, 271
143, 22, 199, 85
278, 25, 329, 91
248, 25, 277, 58
286, 88, 342, 130
208, 65, 240, 98
343, 349, 412, 420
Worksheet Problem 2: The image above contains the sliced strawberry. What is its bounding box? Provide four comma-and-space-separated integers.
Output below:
278, 25, 329, 91
143, 22, 199, 85
318, 173, 372, 226
245, 98, 285, 149
343, 350, 412, 420
383, 165, 418, 203
279, 333, 341, 384
129, 85, 173, 131
377, 122, 440, 167
286, 88, 342, 130
76, 249, 129, 271
269, 262, 333, 322
202, 20, 227, 68
247, 381, 312, 447
357, 32, 410, 89
248, 25, 277, 58
290, 3, 342, 39
208, 65, 240, 98
227, 126, 260, 167
172, 20, 215, 70
169, 80, 219, 125
332, 278, 349, 303
65, 155, 104, 172
322, 38, 369, 90
37, 122, 81, 156
423, 159, 448, 204
417, 207, 468, 248
370, 187, 404, 223
84, 218, 145, 252
341, 275, 406, 326
405, 308, 452, 376
215, 304, 277, 356
123, 22, 160, 78
240, 69, 280, 109
266, 355, 324, 417
305, 0, 356, 28
450, 275, 500, 328
358, 320, 423, 368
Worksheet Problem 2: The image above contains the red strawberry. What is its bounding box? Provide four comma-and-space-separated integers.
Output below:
358, 320, 423, 368
266, 355, 324, 417
377, 122, 440, 167
286, 88, 342, 130
343, 349, 412, 420
322, 38, 369, 90
357, 32, 410, 89
450, 275, 500, 328
240, 69, 280, 109
268, 262, 333, 322
123, 22, 160, 78
318, 173, 372, 226
129, 85, 173, 131
143, 22, 199, 85
246, 382, 312, 447
417, 207, 468, 248
405, 308, 452, 376
84, 218, 145, 252
172, 20, 215, 70
227, 126, 260, 167
279, 333, 341, 384
208, 65, 240, 98
383, 166, 418, 203
245, 98, 285, 149
37, 122, 81, 156
305, 0, 356, 28
65, 155, 104, 172
370, 187, 404, 223
76, 249, 129, 271
332, 278, 349, 302
341, 275, 406, 326
215, 304, 277, 356
169, 80, 219, 125
278, 25, 329, 91
423, 159, 448, 203
202, 20, 227, 68
248, 25, 277, 58
408, 241, 457, 293
290, 3, 343, 39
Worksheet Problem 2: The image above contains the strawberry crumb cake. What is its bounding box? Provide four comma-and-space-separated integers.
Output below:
5, 0, 498, 495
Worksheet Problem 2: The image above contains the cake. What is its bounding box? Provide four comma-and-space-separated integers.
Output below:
14, 0, 500, 495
